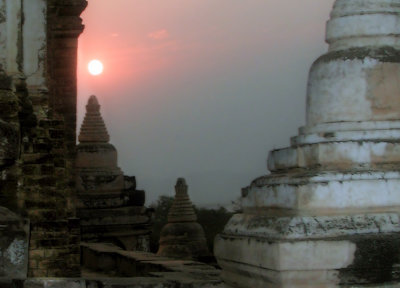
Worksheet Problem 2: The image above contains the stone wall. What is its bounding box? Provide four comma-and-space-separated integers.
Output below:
0, 0, 87, 278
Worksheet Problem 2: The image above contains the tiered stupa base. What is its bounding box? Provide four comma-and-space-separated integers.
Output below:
215, 123, 400, 287
76, 96, 151, 251
215, 0, 400, 286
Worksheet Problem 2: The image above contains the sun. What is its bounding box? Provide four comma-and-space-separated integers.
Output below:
88, 59, 104, 76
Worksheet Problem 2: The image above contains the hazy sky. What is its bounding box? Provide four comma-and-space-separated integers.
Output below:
77, 0, 336, 206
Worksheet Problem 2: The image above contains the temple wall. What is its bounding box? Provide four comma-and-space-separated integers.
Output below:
23, 0, 47, 89
0, 0, 87, 278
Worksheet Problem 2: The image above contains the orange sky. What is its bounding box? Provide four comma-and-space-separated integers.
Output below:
77, 0, 335, 206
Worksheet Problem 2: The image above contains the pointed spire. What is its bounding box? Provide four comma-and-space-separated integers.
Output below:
158, 178, 210, 259
167, 178, 197, 223
78, 95, 110, 143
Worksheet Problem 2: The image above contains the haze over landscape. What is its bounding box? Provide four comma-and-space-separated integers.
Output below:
77, 0, 336, 206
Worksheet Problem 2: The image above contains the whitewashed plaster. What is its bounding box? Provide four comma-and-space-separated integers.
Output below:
5, 0, 21, 75
268, 141, 400, 171
215, 236, 356, 272
293, 129, 400, 145
327, 15, 400, 50
22, 0, 46, 88
242, 177, 400, 212
0, 0, 6, 70
4, 239, 25, 266
223, 213, 400, 239
306, 60, 400, 126
327, 0, 400, 50
299, 120, 400, 135
219, 260, 343, 288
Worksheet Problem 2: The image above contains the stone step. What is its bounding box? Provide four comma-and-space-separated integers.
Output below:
242, 170, 400, 213
81, 242, 221, 285
291, 127, 400, 146
268, 140, 400, 172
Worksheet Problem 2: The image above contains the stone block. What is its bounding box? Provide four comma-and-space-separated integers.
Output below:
216, 230, 400, 287
0, 207, 29, 279
23, 279, 84, 288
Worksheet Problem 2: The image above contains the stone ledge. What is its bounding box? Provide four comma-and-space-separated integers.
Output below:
80, 242, 222, 286
268, 141, 400, 172
222, 213, 400, 240
243, 171, 400, 212
215, 232, 400, 286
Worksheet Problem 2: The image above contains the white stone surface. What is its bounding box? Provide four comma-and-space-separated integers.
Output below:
5, 239, 25, 266
299, 121, 400, 134
23, 0, 46, 88
0, 0, 6, 70
327, 0, 400, 50
242, 172, 400, 212
219, 259, 344, 288
215, 236, 356, 277
327, 15, 400, 50
223, 213, 400, 239
268, 141, 400, 171
5, 0, 21, 75
307, 59, 400, 126
293, 128, 400, 145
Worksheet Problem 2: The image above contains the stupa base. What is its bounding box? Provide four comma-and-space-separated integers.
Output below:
215, 213, 400, 288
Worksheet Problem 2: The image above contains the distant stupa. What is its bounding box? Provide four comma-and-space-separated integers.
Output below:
157, 178, 210, 260
76, 95, 151, 251
78, 95, 110, 143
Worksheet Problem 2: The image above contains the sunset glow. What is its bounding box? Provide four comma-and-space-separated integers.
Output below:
88, 60, 104, 76
77, 0, 335, 205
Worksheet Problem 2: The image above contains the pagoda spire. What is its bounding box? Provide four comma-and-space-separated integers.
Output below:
167, 178, 197, 223
78, 95, 110, 143
157, 178, 210, 260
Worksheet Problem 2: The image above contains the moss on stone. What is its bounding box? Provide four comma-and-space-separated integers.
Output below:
315, 46, 400, 65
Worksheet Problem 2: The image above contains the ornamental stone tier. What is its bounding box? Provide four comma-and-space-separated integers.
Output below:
215, 0, 400, 287
157, 178, 210, 260
76, 95, 152, 251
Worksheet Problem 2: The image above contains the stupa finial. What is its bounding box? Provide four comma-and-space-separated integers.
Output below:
78, 95, 110, 143
167, 177, 197, 223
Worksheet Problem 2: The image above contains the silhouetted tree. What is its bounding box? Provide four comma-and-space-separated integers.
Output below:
149, 195, 174, 253
195, 206, 233, 253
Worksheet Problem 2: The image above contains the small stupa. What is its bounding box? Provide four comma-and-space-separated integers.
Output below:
157, 178, 210, 260
76, 95, 151, 251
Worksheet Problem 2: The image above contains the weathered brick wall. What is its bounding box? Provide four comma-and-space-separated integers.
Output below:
24, 0, 87, 277
0, 0, 87, 278
22, 117, 81, 277
0, 73, 20, 212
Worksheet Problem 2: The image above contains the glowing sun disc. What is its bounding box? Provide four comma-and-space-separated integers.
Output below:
88, 60, 103, 76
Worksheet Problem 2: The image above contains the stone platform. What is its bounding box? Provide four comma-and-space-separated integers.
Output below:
0, 242, 223, 288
